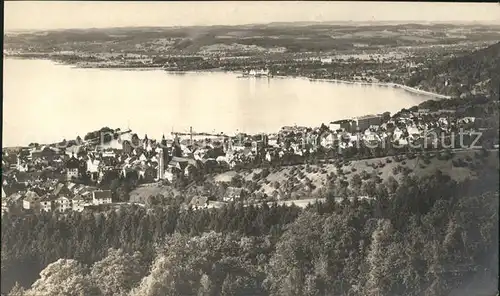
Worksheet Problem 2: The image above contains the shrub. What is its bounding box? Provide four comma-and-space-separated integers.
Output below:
401, 167, 413, 176
252, 172, 261, 181
393, 155, 403, 162
452, 158, 469, 167
392, 165, 404, 175
261, 168, 271, 178
360, 170, 371, 180
406, 153, 416, 160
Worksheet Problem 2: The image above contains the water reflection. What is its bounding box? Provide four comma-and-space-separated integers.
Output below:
3, 58, 430, 146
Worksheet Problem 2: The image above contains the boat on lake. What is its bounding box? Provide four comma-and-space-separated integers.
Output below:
238, 69, 271, 78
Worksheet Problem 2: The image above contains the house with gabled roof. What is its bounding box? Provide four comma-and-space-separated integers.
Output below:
86, 157, 100, 180
139, 153, 148, 163
224, 187, 245, 202
66, 155, 80, 180
92, 190, 112, 205
2, 199, 8, 215
189, 196, 209, 209
23, 191, 41, 211
52, 183, 73, 198
80, 186, 97, 198
72, 195, 89, 212
7, 192, 24, 205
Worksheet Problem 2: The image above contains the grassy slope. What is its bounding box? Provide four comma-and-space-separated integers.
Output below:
129, 182, 180, 203
215, 150, 498, 198
130, 150, 498, 203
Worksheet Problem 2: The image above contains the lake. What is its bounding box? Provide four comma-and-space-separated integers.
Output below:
3, 58, 432, 147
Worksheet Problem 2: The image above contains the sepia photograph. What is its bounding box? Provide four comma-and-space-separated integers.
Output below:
2, 1, 500, 296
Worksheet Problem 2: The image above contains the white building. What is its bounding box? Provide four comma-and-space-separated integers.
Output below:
55, 196, 72, 213
321, 133, 336, 148
40, 196, 54, 212
329, 123, 341, 132
92, 190, 112, 205
23, 191, 41, 210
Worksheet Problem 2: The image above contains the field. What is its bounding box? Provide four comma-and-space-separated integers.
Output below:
217, 149, 498, 198
129, 182, 180, 204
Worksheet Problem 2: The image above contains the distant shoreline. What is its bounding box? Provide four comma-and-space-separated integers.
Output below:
302, 77, 451, 99
6, 55, 450, 100
6, 55, 449, 99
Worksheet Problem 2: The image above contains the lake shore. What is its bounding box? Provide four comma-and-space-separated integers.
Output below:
304, 77, 451, 99
5, 55, 451, 99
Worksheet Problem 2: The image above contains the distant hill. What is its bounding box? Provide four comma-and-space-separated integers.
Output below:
407, 42, 500, 98
5, 23, 500, 55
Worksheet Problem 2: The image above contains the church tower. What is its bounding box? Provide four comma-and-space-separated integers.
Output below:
157, 148, 165, 180
161, 134, 170, 163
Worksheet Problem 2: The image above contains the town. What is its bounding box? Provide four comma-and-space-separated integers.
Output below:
2, 99, 496, 216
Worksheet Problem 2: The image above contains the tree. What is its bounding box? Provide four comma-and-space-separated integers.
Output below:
266, 212, 325, 296
350, 173, 362, 190
230, 174, 244, 188
382, 111, 391, 122
90, 248, 146, 296
362, 180, 377, 197
363, 219, 397, 296
8, 282, 25, 296
386, 176, 399, 194
116, 182, 131, 202
26, 259, 100, 296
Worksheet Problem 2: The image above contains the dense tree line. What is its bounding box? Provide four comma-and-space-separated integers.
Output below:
407, 41, 500, 98
83, 127, 119, 143
2, 164, 498, 295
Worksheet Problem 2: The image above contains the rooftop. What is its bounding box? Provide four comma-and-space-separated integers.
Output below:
93, 190, 112, 200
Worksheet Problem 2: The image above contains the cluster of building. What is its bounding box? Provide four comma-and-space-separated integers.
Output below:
2, 182, 112, 215
2, 107, 481, 215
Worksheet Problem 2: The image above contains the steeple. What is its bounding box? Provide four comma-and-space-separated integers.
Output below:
157, 148, 165, 181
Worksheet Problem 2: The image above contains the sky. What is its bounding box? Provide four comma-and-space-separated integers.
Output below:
4, 1, 500, 31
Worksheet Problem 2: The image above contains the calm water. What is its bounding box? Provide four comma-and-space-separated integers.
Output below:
3, 58, 430, 147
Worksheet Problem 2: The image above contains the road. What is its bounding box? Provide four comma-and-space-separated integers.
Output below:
271, 196, 372, 208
